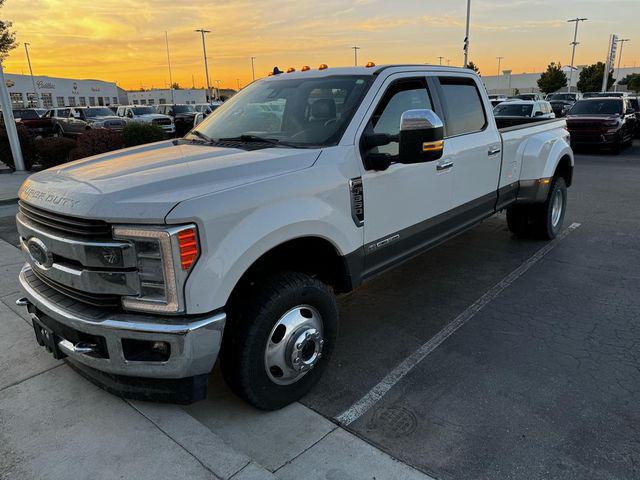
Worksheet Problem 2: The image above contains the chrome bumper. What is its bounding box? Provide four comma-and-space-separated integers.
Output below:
19, 265, 226, 379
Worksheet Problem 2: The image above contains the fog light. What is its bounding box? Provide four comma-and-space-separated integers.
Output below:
122, 339, 171, 362
152, 341, 170, 355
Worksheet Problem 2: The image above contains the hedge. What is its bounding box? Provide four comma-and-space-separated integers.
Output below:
121, 122, 166, 147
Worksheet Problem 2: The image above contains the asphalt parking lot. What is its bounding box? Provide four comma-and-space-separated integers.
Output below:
1, 140, 639, 479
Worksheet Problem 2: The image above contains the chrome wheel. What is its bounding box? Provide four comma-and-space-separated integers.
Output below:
551, 188, 563, 228
264, 305, 324, 386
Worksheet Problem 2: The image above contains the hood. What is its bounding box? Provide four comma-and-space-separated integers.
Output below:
88, 115, 123, 122
19, 140, 321, 223
135, 113, 170, 121
566, 115, 620, 122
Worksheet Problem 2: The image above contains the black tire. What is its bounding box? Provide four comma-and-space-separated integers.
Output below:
221, 271, 338, 410
528, 177, 567, 240
612, 135, 622, 155
506, 204, 532, 237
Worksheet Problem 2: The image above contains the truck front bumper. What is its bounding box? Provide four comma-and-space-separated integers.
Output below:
18, 265, 225, 402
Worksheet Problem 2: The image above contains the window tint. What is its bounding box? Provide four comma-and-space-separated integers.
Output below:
438, 77, 486, 136
371, 79, 431, 156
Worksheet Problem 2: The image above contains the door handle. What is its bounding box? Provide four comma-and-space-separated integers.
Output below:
436, 161, 453, 171
488, 147, 501, 156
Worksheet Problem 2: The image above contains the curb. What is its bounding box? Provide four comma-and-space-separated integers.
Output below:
128, 401, 277, 480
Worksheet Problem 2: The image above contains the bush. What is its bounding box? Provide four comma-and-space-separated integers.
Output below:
35, 136, 77, 169
0, 125, 37, 170
121, 122, 166, 147
70, 128, 124, 161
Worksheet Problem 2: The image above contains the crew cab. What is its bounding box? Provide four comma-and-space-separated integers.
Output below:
155, 104, 197, 136
54, 107, 126, 136
16, 65, 574, 409
0, 108, 53, 136
116, 105, 175, 134
566, 97, 636, 152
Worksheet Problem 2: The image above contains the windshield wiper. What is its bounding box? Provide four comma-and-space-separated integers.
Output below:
189, 130, 215, 143
218, 134, 280, 145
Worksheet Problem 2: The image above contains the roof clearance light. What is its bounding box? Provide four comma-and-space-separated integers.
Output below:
319, 64, 328, 70
301, 65, 310, 71
287, 67, 296, 73
366, 62, 376, 68
267, 72, 273, 76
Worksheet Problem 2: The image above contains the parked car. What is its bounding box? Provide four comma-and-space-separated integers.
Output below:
547, 93, 581, 102
156, 104, 197, 136
514, 93, 545, 101
566, 97, 637, 153
493, 100, 555, 127
0, 108, 53, 135
117, 105, 175, 134
582, 92, 628, 99
194, 102, 223, 116
16, 65, 573, 409
53, 107, 126, 137
628, 96, 640, 137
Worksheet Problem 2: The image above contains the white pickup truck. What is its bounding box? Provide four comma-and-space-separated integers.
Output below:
16, 65, 573, 409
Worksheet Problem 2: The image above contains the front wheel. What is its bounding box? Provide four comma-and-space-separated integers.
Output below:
221, 272, 338, 410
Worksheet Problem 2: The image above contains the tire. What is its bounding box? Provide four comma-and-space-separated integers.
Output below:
612, 135, 622, 155
221, 271, 338, 410
506, 204, 532, 237
528, 177, 567, 240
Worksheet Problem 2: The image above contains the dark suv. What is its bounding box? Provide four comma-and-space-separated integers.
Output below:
156, 104, 197, 136
629, 97, 640, 137
566, 98, 636, 153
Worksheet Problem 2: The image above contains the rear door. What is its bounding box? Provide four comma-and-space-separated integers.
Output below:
434, 75, 502, 225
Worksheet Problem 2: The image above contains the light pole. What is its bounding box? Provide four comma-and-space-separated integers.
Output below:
195, 29, 212, 102
24, 43, 41, 108
251, 56, 256, 82
463, 0, 471, 68
215, 80, 221, 100
165, 31, 175, 104
614, 38, 630, 91
438, 56, 444, 66
352, 45, 360, 66
566, 18, 587, 93
496, 57, 504, 92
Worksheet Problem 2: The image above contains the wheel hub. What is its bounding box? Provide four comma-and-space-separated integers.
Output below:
264, 306, 324, 385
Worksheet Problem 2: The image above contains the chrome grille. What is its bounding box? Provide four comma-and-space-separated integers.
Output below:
18, 201, 111, 238
153, 118, 171, 126
30, 267, 121, 309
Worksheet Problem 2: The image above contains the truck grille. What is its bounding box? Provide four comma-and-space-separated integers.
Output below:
153, 118, 171, 126
29, 267, 122, 309
18, 201, 111, 238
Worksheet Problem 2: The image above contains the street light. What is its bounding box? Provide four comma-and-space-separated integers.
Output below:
195, 29, 212, 102
566, 18, 587, 93
352, 45, 360, 66
614, 38, 630, 92
437, 56, 444, 66
215, 80, 221, 101
496, 57, 504, 92
251, 56, 256, 82
165, 31, 175, 104
24, 43, 41, 108
463, 0, 471, 68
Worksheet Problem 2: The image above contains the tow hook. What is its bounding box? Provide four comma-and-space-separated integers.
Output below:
16, 297, 30, 307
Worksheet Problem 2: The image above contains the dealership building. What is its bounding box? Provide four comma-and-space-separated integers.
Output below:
2, 72, 120, 108
126, 88, 238, 106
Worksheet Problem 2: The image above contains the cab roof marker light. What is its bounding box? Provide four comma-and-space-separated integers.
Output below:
287, 67, 296, 73
319, 64, 328, 70
301, 65, 310, 72
366, 62, 376, 68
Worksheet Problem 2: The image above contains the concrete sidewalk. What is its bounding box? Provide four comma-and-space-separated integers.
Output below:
0, 171, 29, 203
0, 236, 435, 480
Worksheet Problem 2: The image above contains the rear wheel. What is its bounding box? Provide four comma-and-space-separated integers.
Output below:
221, 271, 338, 410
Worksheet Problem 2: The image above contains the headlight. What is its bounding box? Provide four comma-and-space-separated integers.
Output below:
113, 225, 199, 314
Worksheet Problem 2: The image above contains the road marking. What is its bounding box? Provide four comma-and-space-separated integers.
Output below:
336, 222, 582, 426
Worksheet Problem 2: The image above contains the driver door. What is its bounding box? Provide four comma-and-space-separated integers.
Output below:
358, 74, 454, 277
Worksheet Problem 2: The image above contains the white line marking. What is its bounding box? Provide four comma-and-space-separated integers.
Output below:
336, 222, 582, 426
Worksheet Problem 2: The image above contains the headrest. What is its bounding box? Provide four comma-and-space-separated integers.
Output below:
310, 98, 336, 120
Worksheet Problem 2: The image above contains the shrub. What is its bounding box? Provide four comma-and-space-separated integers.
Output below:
121, 122, 166, 147
0, 125, 37, 170
35, 136, 77, 169
70, 128, 124, 161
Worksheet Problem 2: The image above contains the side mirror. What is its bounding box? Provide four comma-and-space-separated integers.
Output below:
398, 109, 444, 164
194, 112, 205, 126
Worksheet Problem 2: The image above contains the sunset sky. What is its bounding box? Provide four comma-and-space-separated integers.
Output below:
2, 0, 639, 91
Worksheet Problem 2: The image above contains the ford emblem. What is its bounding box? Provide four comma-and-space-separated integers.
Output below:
27, 237, 53, 269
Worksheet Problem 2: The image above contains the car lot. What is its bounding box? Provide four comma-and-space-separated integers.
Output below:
0, 140, 639, 479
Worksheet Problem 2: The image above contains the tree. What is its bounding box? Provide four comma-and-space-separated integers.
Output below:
577, 62, 614, 93
628, 75, 640, 94
0, 0, 17, 62
467, 61, 480, 76
537, 62, 567, 94
170, 82, 181, 90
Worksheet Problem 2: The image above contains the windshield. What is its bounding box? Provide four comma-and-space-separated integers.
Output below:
85, 107, 114, 117
173, 105, 195, 113
132, 107, 156, 115
569, 100, 623, 115
516, 94, 536, 100
548, 94, 575, 101
12, 109, 39, 119
190, 75, 374, 147
494, 104, 533, 117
